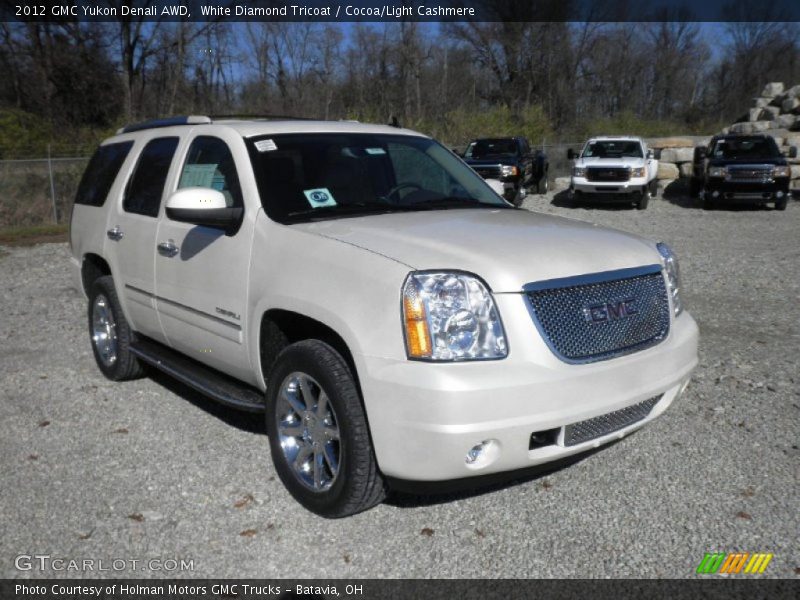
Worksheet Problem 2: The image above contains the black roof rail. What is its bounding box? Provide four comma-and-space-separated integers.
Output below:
117, 115, 211, 135
209, 114, 317, 121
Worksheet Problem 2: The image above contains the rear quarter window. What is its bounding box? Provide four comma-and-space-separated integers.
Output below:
74, 142, 134, 207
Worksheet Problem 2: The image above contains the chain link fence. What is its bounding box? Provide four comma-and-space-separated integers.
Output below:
0, 154, 89, 228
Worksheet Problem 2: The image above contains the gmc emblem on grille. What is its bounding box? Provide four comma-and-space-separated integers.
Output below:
583, 298, 638, 324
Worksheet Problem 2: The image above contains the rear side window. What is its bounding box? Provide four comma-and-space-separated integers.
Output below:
124, 137, 179, 217
178, 136, 243, 208
74, 142, 133, 207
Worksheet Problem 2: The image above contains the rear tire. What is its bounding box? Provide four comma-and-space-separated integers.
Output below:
689, 178, 700, 198
537, 175, 549, 194
88, 275, 144, 381
266, 340, 386, 518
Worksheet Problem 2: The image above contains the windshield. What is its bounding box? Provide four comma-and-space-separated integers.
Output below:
464, 138, 519, 159
247, 133, 510, 222
582, 140, 643, 158
710, 137, 780, 160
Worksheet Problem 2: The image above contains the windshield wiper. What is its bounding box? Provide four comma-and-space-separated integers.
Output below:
397, 197, 511, 210
284, 202, 395, 221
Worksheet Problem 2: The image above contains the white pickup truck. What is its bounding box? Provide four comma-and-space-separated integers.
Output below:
568, 136, 659, 209
70, 116, 697, 517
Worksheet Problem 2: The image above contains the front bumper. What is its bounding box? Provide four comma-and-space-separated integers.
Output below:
705, 178, 789, 202
572, 177, 649, 195
358, 293, 699, 481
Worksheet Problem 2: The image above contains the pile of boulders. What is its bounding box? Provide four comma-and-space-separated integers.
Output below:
646, 136, 709, 181
725, 82, 800, 135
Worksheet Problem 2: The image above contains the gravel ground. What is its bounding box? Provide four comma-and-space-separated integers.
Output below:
1, 192, 798, 579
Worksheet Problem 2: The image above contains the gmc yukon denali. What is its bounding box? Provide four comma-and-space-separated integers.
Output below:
69, 116, 698, 517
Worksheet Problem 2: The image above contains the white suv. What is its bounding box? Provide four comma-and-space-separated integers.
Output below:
69, 116, 698, 517
568, 136, 659, 209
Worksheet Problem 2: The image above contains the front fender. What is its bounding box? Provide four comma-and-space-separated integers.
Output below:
247, 212, 412, 390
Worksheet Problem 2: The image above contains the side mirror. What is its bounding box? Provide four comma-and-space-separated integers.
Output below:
165, 188, 242, 229
567, 149, 575, 160
694, 147, 707, 162
789, 146, 798, 159
646, 149, 654, 159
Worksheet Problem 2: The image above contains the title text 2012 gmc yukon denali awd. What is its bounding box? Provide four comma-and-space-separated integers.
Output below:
70, 116, 699, 517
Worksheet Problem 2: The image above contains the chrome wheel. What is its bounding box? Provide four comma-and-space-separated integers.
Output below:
91, 294, 118, 367
276, 372, 341, 492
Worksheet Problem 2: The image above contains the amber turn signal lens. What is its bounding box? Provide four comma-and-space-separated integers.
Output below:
403, 293, 432, 358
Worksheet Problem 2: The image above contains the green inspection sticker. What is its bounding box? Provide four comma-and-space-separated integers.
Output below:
303, 188, 337, 208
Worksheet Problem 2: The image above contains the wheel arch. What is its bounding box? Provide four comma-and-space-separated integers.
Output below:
81, 253, 112, 296
258, 309, 360, 391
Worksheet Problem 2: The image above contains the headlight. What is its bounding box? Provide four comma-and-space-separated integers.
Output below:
657, 242, 683, 316
500, 165, 519, 177
402, 272, 507, 361
573, 166, 586, 177
772, 165, 790, 177
708, 166, 727, 177
630, 167, 645, 178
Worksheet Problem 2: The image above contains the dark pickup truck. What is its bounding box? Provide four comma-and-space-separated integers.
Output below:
690, 134, 796, 210
461, 137, 549, 206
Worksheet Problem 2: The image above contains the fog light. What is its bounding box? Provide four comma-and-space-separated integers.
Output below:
712, 190, 720, 198
776, 191, 784, 198
466, 442, 488, 464
464, 439, 500, 469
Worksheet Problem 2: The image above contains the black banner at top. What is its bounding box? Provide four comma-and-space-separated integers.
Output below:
3, 0, 800, 23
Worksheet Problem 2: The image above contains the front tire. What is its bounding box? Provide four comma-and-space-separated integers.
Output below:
775, 196, 788, 211
88, 275, 144, 381
636, 189, 650, 210
266, 340, 386, 518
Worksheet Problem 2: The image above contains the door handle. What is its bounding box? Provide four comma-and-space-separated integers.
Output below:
106, 226, 123, 241
157, 240, 179, 257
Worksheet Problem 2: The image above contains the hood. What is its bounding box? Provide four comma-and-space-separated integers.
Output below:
708, 156, 786, 167
464, 157, 519, 167
575, 156, 646, 168
291, 209, 661, 292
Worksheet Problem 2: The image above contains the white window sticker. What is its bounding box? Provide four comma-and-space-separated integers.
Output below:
255, 139, 278, 152
365, 147, 386, 155
303, 188, 337, 208
179, 164, 218, 188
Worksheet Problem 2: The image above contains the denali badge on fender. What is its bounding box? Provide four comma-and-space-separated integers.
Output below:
583, 298, 638, 324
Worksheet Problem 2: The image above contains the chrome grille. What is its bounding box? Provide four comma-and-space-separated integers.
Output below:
525, 265, 670, 364
474, 165, 502, 179
564, 395, 661, 446
726, 165, 772, 183
587, 167, 630, 182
